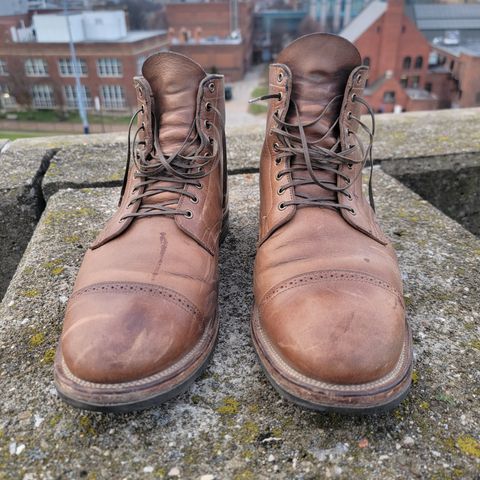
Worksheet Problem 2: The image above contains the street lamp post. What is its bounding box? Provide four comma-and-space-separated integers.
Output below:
63, 0, 89, 134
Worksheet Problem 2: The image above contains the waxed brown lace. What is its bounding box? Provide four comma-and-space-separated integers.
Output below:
119, 103, 222, 220
250, 91, 376, 212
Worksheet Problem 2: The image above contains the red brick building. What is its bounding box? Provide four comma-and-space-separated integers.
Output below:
165, 1, 253, 81
0, 11, 168, 112
341, 0, 437, 112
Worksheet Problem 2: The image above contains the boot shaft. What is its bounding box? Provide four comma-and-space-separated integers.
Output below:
92, 52, 228, 255
258, 33, 387, 246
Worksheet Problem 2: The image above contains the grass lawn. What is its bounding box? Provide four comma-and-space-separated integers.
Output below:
248, 85, 269, 115
0, 130, 73, 140
0, 110, 131, 125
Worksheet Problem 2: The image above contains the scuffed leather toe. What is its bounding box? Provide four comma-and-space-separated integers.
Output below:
61, 283, 203, 384
259, 272, 406, 386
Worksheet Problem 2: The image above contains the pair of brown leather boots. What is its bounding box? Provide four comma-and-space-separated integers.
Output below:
54, 34, 412, 414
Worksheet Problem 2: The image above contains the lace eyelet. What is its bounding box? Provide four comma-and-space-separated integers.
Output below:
273, 142, 280, 152
278, 202, 287, 211
205, 120, 212, 130
351, 93, 357, 102
277, 72, 284, 83
346, 192, 353, 201
347, 111, 352, 120
347, 163, 353, 170
277, 187, 285, 195
184, 210, 193, 219
190, 196, 198, 204
349, 208, 356, 216
195, 183, 203, 189
275, 171, 282, 180
275, 158, 281, 165
209, 137, 214, 145
205, 102, 212, 111
208, 82, 215, 93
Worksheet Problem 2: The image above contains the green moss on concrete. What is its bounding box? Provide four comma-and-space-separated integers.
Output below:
456, 435, 480, 458
29, 333, 45, 347
216, 397, 240, 415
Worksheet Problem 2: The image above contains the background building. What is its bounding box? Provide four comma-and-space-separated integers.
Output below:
165, 0, 253, 81
340, 0, 480, 112
0, 9, 168, 112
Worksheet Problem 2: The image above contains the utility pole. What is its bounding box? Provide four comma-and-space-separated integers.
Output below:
64, 0, 89, 134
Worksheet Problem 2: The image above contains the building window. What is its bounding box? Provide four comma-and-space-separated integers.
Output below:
376, 26, 381, 33
425, 82, 432, 93
25, 58, 49, 77
363, 57, 370, 67
402, 56, 411, 70
415, 56, 423, 69
100, 85, 126, 110
97, 58, 123, 77
31, 84, 55, 108
63, 85, 93, 109
400, 75, 408, 88
401, 25, 406, 33
411, 76, 420, 88
0, 84, 15, 108
0, 59, 8, 76
58, 58, 88, 77
383, 91, 396, 103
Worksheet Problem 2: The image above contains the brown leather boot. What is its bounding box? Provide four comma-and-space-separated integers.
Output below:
251, 33, 412, 413
54, 52, 228, 412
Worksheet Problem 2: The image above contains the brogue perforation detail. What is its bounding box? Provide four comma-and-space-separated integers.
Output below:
260, 269, 402, 307
68, 282, 200, 318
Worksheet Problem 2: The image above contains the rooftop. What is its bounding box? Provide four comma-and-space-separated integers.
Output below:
411, 4, 480, 31
340, 0, 386, 43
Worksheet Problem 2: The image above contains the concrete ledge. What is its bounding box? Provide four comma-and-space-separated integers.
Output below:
0, 169, 478, 479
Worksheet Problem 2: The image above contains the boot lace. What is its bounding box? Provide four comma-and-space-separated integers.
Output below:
250, 91, 376, 212
119, 103, 222, 220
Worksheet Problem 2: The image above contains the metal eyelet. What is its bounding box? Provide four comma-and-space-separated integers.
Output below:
345, 192, 353, 201
195, 182, 203, 189
347, 163, 353, 170
209, 137, 214, 145
351, 93, 357, 102
347, 111, 352, 120
346, 178, 351, 184
277, 72, 284, 83
190, 196, 198, 204
205, 120, 212, 130
275, 158, 281, 165
277, 187, 285, 195
205, 102, 212, 111
208, 82, 215, 93
278, 202, 286, 211
273, 142, 280, 152
277, 92, 283, 100
356, 76, 362, 84
184, 210, 193, 219
349, 208, 356, 215
275, 172, 282, 180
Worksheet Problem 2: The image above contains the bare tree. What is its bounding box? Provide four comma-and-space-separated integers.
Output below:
5, 57, 32, 109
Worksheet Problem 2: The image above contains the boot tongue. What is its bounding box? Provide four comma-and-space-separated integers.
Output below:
276, 34, 360, 202
139, 52, 206, 208
277, 33, 361, 146
142, 52, 206, 156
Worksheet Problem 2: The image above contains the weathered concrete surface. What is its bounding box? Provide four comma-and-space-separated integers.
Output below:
1, 171, 479, 479
0, 142, 57, 298
383, 152, 480, 237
